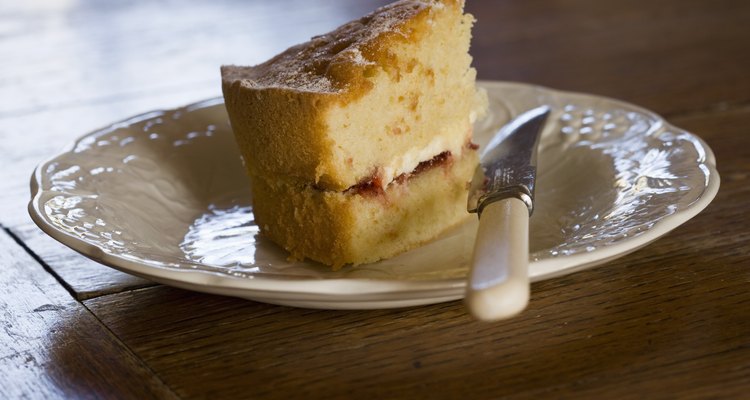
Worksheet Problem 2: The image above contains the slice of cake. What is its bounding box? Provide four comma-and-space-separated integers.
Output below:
222, 0, 487, 269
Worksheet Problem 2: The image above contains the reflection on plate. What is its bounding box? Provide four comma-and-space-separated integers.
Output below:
29, 81, 719, 309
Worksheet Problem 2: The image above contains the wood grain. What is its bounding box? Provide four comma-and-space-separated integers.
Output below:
1, 0, 749, 398
84, 107, 750, 399
0, 0, 391, 117
85, 244, 748, 399
0, 228, 177, 399
12, 223, 155, 300
467, 0, 750, 116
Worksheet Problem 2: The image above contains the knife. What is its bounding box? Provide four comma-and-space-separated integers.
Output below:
465, 106, 550, 321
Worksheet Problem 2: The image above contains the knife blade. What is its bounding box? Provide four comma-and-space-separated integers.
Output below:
465, 106, 550, 321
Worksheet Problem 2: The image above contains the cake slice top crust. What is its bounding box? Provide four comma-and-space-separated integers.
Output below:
222, 0, 461, 98
222, 0, 484, 191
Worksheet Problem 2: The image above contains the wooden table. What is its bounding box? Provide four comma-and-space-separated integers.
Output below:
2, 1, 749, 398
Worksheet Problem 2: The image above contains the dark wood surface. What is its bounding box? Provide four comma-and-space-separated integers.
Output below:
2, 0, 749, 398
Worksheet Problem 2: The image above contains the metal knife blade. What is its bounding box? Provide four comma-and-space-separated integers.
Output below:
468, 106, 550, 215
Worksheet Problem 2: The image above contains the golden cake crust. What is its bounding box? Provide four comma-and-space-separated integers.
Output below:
222, 0, 461, 97
221, 0, 484, 268
222, 0, 477, 191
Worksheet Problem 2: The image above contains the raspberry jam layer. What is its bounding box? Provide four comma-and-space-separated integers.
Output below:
346, 150, 454, 197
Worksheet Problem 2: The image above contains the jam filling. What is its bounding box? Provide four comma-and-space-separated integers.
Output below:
346, 150, 454, 197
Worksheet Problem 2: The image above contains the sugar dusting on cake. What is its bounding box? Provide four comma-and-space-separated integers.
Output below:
225, 1, 449, 93
347, 48, 374, 66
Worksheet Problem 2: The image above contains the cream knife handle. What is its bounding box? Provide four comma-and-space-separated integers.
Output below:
466, 197, 530, 321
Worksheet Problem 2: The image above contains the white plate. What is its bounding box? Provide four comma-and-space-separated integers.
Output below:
29, 81, 719, 309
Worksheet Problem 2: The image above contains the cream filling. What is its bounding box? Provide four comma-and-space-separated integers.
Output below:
377, 133, 466, 189
377, 109, 481, 189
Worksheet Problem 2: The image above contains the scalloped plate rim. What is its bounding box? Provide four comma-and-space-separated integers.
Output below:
27, 80, 720, 305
